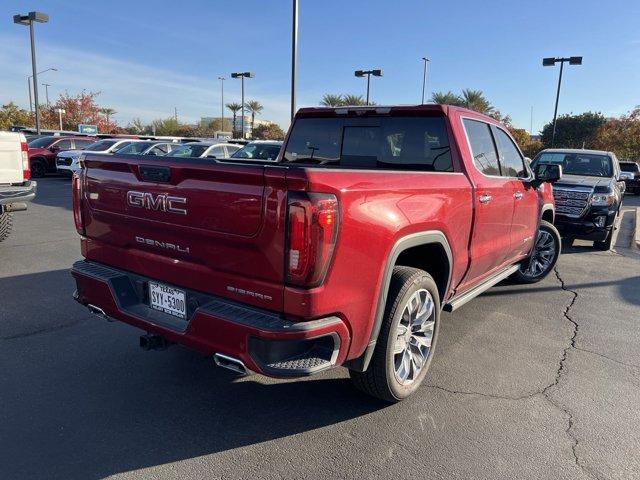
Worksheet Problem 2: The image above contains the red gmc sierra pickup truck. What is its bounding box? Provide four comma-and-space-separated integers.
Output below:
71, 105, 562, 402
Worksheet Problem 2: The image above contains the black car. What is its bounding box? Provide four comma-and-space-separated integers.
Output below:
619, 161, 640, 195
531, 149, 624, 250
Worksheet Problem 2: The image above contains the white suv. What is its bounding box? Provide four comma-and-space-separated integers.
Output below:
0, 131, 36, 242
56, 138, 142, 176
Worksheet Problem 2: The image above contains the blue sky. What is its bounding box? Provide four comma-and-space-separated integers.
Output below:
2, 0, 639, 132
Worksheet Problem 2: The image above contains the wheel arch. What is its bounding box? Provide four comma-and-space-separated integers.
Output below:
541, 203, 554, 223
346, 230, 452, 372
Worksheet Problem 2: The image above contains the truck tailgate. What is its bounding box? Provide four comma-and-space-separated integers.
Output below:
79, 155, 288, 311
0, 132, 24, 184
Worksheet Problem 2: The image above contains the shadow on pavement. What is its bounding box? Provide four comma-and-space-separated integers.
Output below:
488, 275, 640, 307
0, 269, 386, 480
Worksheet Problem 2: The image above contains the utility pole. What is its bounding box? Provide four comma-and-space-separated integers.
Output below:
174, 107, 178, 122
291, 0, 298, 121
421, 57, 429, 104
42, 83, 50, 106
218, 76, 225, 133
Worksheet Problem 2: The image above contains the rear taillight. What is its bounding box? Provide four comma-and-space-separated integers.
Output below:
21, 141, 30, 180
286, 192, 339, 287
72, 172, 85, 235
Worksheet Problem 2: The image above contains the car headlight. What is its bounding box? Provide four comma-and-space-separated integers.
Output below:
591, 192, 616, 206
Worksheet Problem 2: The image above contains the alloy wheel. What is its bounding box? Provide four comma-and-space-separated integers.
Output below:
522, 229, 556, 278
393, 289, 436, 384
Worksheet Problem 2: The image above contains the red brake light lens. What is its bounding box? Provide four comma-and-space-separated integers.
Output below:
72, 172, 85, 235
21, 141, 30, 180
286, 192, 339, 287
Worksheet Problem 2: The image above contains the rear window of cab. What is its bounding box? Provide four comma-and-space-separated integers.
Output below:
282, 116, 452, 171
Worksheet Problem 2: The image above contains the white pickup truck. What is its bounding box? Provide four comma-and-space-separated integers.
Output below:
0, 131, 37, 242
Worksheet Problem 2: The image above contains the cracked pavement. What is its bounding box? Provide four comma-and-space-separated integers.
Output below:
1, 178, 639, 480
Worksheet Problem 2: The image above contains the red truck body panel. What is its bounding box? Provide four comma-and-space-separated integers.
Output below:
71, 104, 554, 376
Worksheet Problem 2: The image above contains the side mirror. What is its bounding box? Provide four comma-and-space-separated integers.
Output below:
50, 145, 60, 152
533, 163, 562, 186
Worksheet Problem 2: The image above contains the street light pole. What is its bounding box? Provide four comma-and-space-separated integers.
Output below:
218, 76, 225, 134
291, 0, 298, 121
231, 72, 255, 139
56, 108, 65, 131
14, 11, 49, 134
354, 69, 383, 106
421, 57, 429, 104
27, 68, 56, 114
543, 56, 582, 147
42, 83, 51, 106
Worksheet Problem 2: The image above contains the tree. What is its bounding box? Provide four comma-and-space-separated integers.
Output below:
226, 102, 242, 137
541, 112, 606, 149
39, 91, 118, 132
0, 102, 32, 130
342, 94, 368, 106
252, 123, 285, 140
245, 100, 263, 138
150, 117, 181, 136
99, 107, 116, 124
591, 107, 640, 159
320, 94, 344, 107
126, 117, 149, 135
431, 91, 463, 106
508, 127, 542, 159
460, 89, 494, 115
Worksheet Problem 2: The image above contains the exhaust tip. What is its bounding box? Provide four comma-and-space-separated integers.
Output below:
214, 353, 249, 376
87, 304, 112, 321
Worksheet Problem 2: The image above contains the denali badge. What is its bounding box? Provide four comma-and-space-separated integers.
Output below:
135, 236, 190, 254
127, 191, 187, 215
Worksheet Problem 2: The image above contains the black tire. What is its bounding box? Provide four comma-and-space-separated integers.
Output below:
594, 227, 614, 251
511, 220, 561, 284
30, 158, 47, 178
0, 212, 13, 243
350, 266, 440, 403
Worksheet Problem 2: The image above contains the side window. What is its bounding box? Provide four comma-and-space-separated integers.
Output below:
226, 145, 240, 156
74, 139, 94, 149
493, 127, 526, 177
56, 139, 73, 150
210, 145, 226, 158
462, 119, 500, 176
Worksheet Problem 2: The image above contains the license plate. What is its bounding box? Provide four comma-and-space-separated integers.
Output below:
148, 282, 186, 319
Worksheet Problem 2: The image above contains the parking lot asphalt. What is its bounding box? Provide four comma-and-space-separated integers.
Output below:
1, 177, 639, 480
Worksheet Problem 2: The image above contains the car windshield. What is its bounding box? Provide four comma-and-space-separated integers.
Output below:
533, 152, 613, 178
168, 144, 210, 157
27, 136, 56, 148
231, 143, 281, 160
114, 142, 155, 154
84, 140, 118, 152
620, 163, 639, 172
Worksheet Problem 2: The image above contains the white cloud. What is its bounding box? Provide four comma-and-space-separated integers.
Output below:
0, 33, 292, 129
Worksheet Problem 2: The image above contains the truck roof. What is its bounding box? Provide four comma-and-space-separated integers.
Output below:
296, 104, 502, 123
540, 148, 615, 157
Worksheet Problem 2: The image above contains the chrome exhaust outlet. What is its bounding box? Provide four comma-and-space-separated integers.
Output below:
214, 353, 250, 376
87, 304, 112, 321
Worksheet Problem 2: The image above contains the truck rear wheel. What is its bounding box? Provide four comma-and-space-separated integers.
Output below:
0, 212, 13, 243
350, 266, 440, 403
511, 220, 561, 284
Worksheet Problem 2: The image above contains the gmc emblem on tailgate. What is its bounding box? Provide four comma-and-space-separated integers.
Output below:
126, 191, 187, 215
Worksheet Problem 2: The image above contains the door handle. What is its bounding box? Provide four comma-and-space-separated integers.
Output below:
479, 194, 492, 204
514, 191, 524, 200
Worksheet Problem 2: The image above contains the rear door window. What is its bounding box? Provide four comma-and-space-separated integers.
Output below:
492, 127, 527, 177
282, 116, 452, 171
56, 139, 73, 150
462, 119, 500, 176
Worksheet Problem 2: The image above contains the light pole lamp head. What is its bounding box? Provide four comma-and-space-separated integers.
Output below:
542, 57, 556, 67
56, 108, 65, 114
354, 70, 365, 77
13, 11, 49, 25
372, 69, 383, 77
569, 56, 583, 65
231, 72, 255, 78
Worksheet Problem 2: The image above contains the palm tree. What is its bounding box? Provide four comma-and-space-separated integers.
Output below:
99, 107, 116, 124
244, 100, 263, 138
460, 89, 494, 115
430, 91, 464, 106
320, 94, 344, 107
342, 94, 368, 106
226, 102, 242, 138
